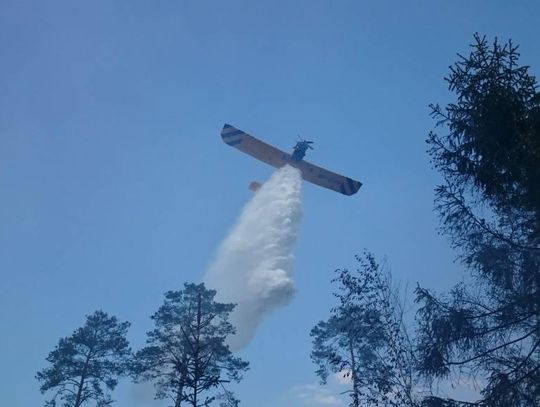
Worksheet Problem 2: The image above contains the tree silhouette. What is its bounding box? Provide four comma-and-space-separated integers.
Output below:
311, 253, 419, 406
36, 311, 131, 407
417, 34, 540, 406
132, 283, 248, 407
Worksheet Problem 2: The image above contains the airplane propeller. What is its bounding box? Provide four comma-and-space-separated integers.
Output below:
296, 135, 315, 149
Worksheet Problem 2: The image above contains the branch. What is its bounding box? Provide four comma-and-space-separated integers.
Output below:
445, 329, 535, 366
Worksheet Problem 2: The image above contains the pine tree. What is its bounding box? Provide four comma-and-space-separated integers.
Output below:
36, 311, 131, 407
132, 283, 248, 407
417, 34, 540, 406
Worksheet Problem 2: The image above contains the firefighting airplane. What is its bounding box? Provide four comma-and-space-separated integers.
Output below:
220, 124, 362, 196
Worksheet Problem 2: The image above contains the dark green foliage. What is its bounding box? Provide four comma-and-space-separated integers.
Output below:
36, 311, 131, 407
428, 34, 540, 233
417, 34, 540, 406
311, 252, 419, 407
132, 283, 248, 407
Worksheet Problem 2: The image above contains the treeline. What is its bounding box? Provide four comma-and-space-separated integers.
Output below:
36, 284, 247, 407
309, 34, 540, 406
37, 34, 539, 407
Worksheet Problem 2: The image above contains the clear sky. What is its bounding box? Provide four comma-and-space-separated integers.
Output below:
1, 1, 539, 406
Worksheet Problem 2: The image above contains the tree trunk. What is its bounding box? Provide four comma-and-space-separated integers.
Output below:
192, 293, 202, 407
73, 352, 92, 407
175, 355, 188, 407
174, 382, 184, 407
348, 337, 360, 407
73, 374, 85, 407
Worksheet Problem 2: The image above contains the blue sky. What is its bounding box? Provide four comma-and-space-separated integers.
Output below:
1, 1, 539, 406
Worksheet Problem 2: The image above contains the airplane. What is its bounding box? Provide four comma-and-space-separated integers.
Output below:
220, 124, 362, 196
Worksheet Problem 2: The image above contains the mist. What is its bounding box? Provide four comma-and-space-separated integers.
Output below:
204, 165, 303, 350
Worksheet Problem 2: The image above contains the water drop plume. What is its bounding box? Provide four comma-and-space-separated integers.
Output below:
204, 165, 303, 350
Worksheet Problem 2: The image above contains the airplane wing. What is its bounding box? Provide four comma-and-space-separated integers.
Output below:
293, 158, 362, 196
221, 124, 362, 196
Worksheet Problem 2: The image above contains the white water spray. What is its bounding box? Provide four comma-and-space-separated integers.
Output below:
204, 165, 303, 350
